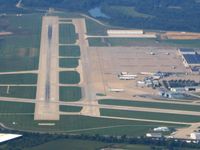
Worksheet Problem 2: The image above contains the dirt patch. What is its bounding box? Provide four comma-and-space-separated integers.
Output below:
161, 32, 200, 40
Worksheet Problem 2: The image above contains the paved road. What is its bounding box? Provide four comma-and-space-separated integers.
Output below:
34, 16, 59, 121
0, 70, 38, 75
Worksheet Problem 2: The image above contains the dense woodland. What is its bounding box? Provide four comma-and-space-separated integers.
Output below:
0, 0, 200, 32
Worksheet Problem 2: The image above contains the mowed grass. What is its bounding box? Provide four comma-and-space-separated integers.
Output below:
88, 37, 157, 47
100, 109, 200, 123
59, 24, 77, 44
59, 86, 82, 102
59, 45, 80, 57
161, 39, 200, 48
59, 71, 80, 84
0, 115, 185, 136
88, 37, 108, 46
0, 101, 34, 113
0, 14, 42, 72
0, 86, 36, 99
86, 19, 108, 36
59, 105, 82, 112
88, 37, 200, 48
0, 73, 37, 84
99, 99, 200, 112
59, 58, 79, 68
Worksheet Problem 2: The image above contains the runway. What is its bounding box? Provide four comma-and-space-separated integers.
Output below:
34, 16, 59, 120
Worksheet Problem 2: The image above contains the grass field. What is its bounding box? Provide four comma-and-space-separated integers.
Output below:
59, 45, 80, 57
161, 39, 200, 48
88, 37, 157, 47
0, 14, 42, 72
88, 37, 108, 46
0, 101, 34, 113
59, 24, 77, 44
88, 37, 200, 48
0, 73, 37, 84
59, 86, 82, 102
0, 114, 185, 136
85, 19, 108, 36
59, 71, 80, 84
59, 58, 79, 68
59, 105, 82, 112
100, 109, 200, 123
99, 99, 200, 112
0, 86, 36, 99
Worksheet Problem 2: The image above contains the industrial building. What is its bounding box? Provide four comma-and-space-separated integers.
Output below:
107, 30, 144, 35
190, 132, 200, 140
178, 48, 200, 69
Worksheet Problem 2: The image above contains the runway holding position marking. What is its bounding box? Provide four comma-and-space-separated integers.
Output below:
34, 16, 59, 120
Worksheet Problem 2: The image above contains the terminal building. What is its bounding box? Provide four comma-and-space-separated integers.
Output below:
178, 48, 200, 70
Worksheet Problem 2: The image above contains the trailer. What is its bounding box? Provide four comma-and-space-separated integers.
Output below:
119, 76, 135, 80
109, 88, 125, 92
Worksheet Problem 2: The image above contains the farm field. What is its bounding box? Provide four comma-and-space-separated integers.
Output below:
59, 24, 77, 44
59, 105, 82, 112
100, 109, 200, 123
99, 99, 200, 112
59, 86, 82, 102
0, 73, 37, 84
0, 86, 36, 99
59, 58, 79, 68
59, 45, 80, 57
59, 71, 80, 84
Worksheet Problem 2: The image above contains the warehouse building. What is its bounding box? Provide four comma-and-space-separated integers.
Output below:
178, 48, 200, 69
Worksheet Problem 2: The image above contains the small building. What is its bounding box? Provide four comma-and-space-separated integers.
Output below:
190, 132, 200, 140
185, 86, 200, 92
146, 133, 162, 138
153, 127, 169, 132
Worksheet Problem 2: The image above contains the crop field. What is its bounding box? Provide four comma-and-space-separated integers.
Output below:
99, 99, 200, 112
59, 105, 82, 112
100, 109, 200, 123
59, 24, 77, 44
59, 58, 79, 68
0, 73, 37, 84
59, 45, 80, 57
0, 101, 34, 113
0, 114, 184, 136
59, 86, 82, 102
59, 71, 80, 84
0, 86, 36, 99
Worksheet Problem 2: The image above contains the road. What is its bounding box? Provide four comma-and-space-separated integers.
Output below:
0, 70, 38, 75
34, 16, 59, 120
